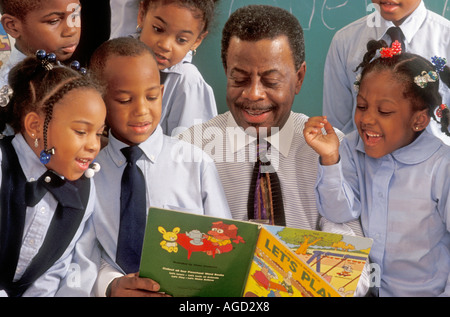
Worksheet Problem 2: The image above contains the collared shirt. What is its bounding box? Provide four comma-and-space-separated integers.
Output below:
316, 130, 450, 297
160, 51, 218, 136
323, 0, 450, 145
109, 0, 140, 39
0, 134, 96, 297
179, 111, 363, 233
129, 32, 218, 137
92, 125, 231, 295
0, 46, 26, 88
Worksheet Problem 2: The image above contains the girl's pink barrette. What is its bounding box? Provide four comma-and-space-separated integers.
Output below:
380, 40, 402, 58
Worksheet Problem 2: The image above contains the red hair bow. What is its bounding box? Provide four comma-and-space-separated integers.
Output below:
380, 40, 402, 58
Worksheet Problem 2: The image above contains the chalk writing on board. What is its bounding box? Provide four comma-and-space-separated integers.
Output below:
227, 0, 352, 31
226, 0, 449, 31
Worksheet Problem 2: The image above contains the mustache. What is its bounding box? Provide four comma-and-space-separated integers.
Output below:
235, 101, 275, 111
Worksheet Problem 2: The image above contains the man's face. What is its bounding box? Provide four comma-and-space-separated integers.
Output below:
225, 36, 305, 135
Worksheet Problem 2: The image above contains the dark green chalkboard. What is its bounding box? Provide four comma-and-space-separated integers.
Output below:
194, 0, 450, 117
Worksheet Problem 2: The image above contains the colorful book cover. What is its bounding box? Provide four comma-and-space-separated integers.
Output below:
243, 226, 372, 297
139, 208, 372, 297
139, 207, 260, 297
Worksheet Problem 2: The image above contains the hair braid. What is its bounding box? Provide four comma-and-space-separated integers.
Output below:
41, 77, 93, 152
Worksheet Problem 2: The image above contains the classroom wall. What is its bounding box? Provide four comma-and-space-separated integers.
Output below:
195, 0, 450, 117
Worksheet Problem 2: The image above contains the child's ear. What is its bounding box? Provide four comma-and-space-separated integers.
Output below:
191, 31, 208, 53
1, 14, 22, 39
411, 108, 430, 132
23, 112, 44, 141
137, 1, 146, 29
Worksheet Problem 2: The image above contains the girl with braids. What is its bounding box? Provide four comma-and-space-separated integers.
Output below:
304, 40, 450, 297
134, 0, 220, 136
0, 52, 106, 297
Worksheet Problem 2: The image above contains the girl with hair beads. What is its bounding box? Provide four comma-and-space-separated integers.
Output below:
0, 52, 106, 297
135, 0, 219, 136
304, 40, 450, 297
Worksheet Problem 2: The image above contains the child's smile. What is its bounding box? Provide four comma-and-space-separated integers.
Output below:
355, 70, 422, 158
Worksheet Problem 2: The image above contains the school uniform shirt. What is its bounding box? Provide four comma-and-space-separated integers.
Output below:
93, 125, 231, 295
315, 130, 450, 297
0, 134, 96, 296
160, 51, 218, 136
0, 46, 26, 88
323, 0, 450, 145
109, 0, 140, 39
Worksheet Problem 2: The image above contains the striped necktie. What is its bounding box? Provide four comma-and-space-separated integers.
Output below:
247, 142, 285, 226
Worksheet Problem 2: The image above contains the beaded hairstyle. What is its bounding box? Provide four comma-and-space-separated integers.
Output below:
0, 50, 103, 164
355, 39, 450, 137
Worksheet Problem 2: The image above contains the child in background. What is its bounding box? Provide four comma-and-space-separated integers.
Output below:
323, 0, 450, 145
305, 40, 450, 296
0, 0, 81, 87
88, 37, 230, 297
136, 0, 219, 136
0, 52, 106, 297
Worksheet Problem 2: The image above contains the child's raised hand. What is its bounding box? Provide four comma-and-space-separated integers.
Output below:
303, 116, 340, 166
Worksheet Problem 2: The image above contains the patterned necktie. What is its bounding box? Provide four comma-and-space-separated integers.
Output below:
247, 142, 286, 226
387, 26, 405, 52
116, 146, 147, 274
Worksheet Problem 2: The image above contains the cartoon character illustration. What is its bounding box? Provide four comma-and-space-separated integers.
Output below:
186, 229, 204, 245
295, 236, 322, 255
159, 226, 180, 253
204, 221, 245, 256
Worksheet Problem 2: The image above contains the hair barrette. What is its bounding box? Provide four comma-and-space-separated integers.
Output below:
39, 147, 55, 165
0, 85, 13, 108
379, 40, 402, 58
70, 60, 87, 76
431, 56, 447, 73
414, 70, 438, 88
436, 104, 449, 118
84, 161, 101, 178
353, 73, 362, 93
36, 49, 56, 71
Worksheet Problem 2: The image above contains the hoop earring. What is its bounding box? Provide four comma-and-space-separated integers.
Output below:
136, 24, 142, 33
191, 49, 197, 56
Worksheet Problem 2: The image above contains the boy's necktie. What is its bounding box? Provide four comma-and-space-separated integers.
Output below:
387, 26, 405, 52
116, 146, 146, 274
247, 142, 285, 226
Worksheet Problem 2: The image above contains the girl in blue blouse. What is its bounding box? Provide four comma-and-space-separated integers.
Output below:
136, 0, 219, 136
0, 52, 106, 296
304, 40, 450, 296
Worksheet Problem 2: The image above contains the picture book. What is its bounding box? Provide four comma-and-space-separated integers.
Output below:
139, 207, 373, 297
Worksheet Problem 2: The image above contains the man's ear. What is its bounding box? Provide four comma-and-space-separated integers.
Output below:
1, 13, 22, 39
411, 108, 430, 132
295, 61, 307, 95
